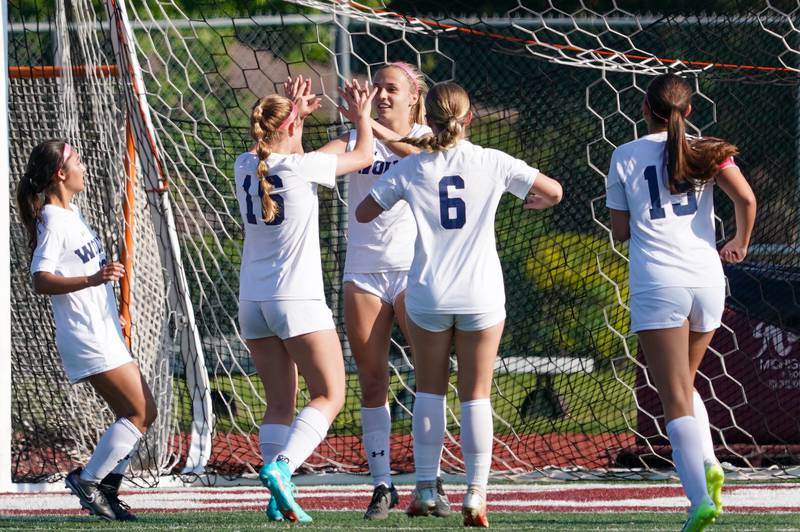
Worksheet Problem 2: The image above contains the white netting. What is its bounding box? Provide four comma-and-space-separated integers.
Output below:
7, 0, 800, 484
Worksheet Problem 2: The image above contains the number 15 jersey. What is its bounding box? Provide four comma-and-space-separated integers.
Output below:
234, 151, 336, 302
369, 140, 538, 313
605, 131, 724, 295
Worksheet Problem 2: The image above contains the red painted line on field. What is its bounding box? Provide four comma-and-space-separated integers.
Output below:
5, 504, 800, 516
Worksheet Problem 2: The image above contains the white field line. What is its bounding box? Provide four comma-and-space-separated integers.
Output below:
1, 483, 798, 513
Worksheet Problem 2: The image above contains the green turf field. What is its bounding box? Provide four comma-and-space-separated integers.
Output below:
1, 511, 797, 531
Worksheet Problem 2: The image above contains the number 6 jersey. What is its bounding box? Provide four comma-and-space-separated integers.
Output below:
369, 140, 538, 313
605, 131, 725, 295
234, 151, 337, 302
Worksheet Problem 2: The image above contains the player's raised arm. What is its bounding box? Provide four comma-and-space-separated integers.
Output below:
334, 81, 378, 175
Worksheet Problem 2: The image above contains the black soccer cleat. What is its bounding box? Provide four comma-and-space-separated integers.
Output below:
99, 473, 138, 521
65, 468, 116, 520
363, 484, 399, 520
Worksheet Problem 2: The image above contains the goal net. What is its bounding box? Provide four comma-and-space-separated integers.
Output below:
5, 0, 799, 486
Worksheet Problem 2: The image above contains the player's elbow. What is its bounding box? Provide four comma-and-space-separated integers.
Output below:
740, 189, 757, 210
547, 182, 563, 206
354, 147, 374, 170
611, 226, 630, 242
355, 201, 375, 223
32, 273, 49, 295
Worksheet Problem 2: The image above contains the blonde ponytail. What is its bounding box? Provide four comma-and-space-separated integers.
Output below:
255, 138, 279, 222
393, 81, 469, 152
249, 95, 294, 222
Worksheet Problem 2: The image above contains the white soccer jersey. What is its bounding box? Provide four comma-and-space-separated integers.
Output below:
30, 204, 130, 380
369, 140, 538, 313
344, 123, 432, 273
235, 151, 337, 301
605, 131, 725, 295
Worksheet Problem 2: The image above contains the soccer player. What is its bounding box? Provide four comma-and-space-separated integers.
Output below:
16, 140, 158, 521
356, 81, 563, 527
320, 62, 451, 520
605, 73, 756, 532
235, 78, 376, 522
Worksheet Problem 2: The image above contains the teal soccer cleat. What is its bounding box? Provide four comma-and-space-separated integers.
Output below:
259, 460, 312, 523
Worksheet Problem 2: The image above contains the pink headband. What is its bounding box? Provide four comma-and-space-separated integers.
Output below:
61, 143, 73, 167
388, 62, 420, 94
278, 101, 298, 130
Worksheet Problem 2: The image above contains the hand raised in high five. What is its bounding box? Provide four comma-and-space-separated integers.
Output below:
336, 80, 361, 123
339, 78, 377, 124
283, 75, 321, 119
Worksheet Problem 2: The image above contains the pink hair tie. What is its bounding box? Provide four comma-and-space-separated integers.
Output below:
278, 100, 298, 130
718, 156, 737, 171
388, 62, 420, 94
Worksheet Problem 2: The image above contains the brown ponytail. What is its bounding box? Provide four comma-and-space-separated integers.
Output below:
394, 82, 470, 152
16, 139, 66, 255
647, 74, 738, 192
249, 95, 294, 223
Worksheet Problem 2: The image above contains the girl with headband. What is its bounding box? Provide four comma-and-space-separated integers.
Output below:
319, 61, 453, 521
606, 73, 756, 532
235, 77, 376, 523
16, 139, 157, 521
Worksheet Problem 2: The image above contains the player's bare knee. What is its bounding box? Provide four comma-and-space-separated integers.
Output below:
143, 403, 158, 429
325, 388, 346, 413
266, 401, 295, 421
360, 378, 389, 406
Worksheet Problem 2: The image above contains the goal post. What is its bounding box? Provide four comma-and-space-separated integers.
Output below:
1, 0, 13, 492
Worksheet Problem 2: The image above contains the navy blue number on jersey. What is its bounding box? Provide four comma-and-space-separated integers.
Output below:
242, 174, 285, 226
438, 175, 466, 229
643, 165, 697, 220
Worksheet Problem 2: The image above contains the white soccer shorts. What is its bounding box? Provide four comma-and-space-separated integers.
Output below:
629, 285, 725, 333
238, 299, 335, 340
343, 270, 408, 305
405, 306, 506, 333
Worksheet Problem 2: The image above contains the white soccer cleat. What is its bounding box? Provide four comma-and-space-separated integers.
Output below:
405, 481, 437, 517
462, 486, 489, 528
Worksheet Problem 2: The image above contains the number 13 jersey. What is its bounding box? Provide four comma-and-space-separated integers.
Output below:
234, 151, 337, 301
369, 140, 538, 313
605, 131, 724, 295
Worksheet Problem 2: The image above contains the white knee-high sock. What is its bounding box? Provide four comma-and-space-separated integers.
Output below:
692, 390, 717, 463
276, 407, 330, 475
361, 404, 392, 487
260, 423, 291, 464
81, 418, 142, 483
666, 416, 712, 509
412, 392, 446, 483
436, 397, 446, 480
460, 398, 493, 494
109, 456, 131, 476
